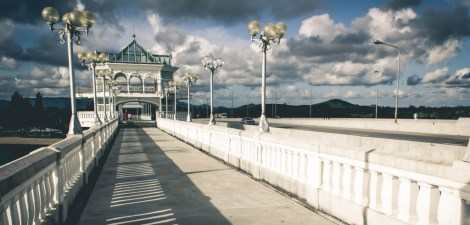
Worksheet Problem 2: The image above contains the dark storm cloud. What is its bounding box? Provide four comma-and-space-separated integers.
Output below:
332, 32, 370, 45
385, 0, 422, 10
413, 4, 470, 44
284, 37, 372, 63
407, 74, 422, 85
0, 0, 71, 24
138, 0, 322, 24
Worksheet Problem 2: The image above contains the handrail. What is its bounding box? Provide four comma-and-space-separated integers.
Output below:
0, 119, 119, 225
156, 118, 470, 225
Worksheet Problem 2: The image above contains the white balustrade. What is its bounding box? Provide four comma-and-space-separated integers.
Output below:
0, 119, 118, 225
157, 118, 470, 225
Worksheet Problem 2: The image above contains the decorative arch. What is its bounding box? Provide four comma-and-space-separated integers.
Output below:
114, 73, 127, 92
129, 75, 143, 93
143, 75, 156, 93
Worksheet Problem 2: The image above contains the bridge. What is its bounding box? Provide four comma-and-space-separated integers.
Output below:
1, 116, 470, 225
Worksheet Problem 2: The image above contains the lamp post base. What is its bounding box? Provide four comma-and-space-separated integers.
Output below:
186, 113, 192, 122
209, 114, 216, 126
259, 114, 269, 132
67, 114, 83, 136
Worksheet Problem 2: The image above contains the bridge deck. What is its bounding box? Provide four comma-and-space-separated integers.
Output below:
77, 127, 336, 225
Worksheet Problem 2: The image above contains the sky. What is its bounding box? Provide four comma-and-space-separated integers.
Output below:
0, 0, 469, 107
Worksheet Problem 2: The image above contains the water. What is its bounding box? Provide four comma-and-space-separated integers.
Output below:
0, 144, 46, 166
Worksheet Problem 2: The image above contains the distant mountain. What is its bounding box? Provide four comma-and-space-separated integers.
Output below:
313, 99, 356, 109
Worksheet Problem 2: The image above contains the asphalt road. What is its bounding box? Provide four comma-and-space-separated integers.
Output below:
194, 119, 469, 146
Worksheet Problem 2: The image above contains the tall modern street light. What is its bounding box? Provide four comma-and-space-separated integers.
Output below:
202, 55, 224, 125
97, 68, 113, 122
183, 72, 199, 122
373, 40, 401, 123
77, 51, 108, 126
42, 7, 96, 135
248, 20, 287, 132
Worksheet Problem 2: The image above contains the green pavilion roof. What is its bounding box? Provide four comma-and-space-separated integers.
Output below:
107, 35, 172, 65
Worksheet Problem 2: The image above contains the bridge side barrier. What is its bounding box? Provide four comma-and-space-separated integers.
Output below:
157, 118, 470, 225
0, 119, 119, 225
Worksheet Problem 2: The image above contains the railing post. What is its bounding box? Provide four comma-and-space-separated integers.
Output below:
79, 137, 88, 185
416, 182, 439, 225
353, 167, 369, 206
437, 187, 464, 225
381, 173, 399, 216
397, 177, 418, 223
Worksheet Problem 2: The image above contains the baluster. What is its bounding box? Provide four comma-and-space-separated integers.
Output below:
437, 187, 464, 225
18, 190, 28, 225
381, 173, 399, 216
39, 177, 47, 220
1, 205, 11, 225
27, 186, 35, 225
369, 170, 382, 211
353, 166, 369, 206
342, 164, 354, 200
332, 161, 342, 195
416, 182, 439, 225
33, 181, 42, 222
322, 159, 332, 191
10, 197, 21, 225
397, 177, 418, 223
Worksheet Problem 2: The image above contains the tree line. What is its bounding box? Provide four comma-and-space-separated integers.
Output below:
0, 92, 69, 136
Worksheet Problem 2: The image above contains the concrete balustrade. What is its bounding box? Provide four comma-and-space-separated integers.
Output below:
0, 119, 118, 225
157, 118, 470, 225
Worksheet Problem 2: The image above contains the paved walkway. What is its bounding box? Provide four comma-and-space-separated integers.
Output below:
78, 127, 337, 225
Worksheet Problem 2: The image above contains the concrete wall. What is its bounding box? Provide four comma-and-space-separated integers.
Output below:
157, 118, 470, 225
267, 118, 470, 137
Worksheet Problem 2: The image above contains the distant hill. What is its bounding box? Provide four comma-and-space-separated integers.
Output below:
313, 99, 356, 109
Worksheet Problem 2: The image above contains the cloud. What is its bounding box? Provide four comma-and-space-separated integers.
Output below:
422, 67, 450, 84
299, 14, 347, 42
445, 67, 470, 87
426, 39, 460, 64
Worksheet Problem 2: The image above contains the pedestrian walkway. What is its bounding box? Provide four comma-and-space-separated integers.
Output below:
77, 127, 337, 225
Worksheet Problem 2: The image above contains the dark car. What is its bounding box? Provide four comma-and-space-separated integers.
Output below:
241, 117, 256, 125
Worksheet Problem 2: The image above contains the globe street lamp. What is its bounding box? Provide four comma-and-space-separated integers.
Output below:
96, 68, 113, 122
248, 20, 287, 132
373, 40, 401, 123
77, 51, 108, 126
183, 72, 199, 122
202, 55, 224, 125
41, 6, 96, 135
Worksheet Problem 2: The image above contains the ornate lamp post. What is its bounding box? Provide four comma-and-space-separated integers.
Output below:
202, 55, 224, 125
112, 86, 120, 120
164, 87, 170, 119
107, 80, 116, 119
77, 51, 108, 126
182, 72, 199, 122
97, 68, 113, 122
41, 6, 96, 135
248, 20, 287, 132
169, 81, 179, 120
373, 40, 401, 123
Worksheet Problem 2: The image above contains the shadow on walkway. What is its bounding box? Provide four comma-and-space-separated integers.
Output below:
78, 127, 231, 225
